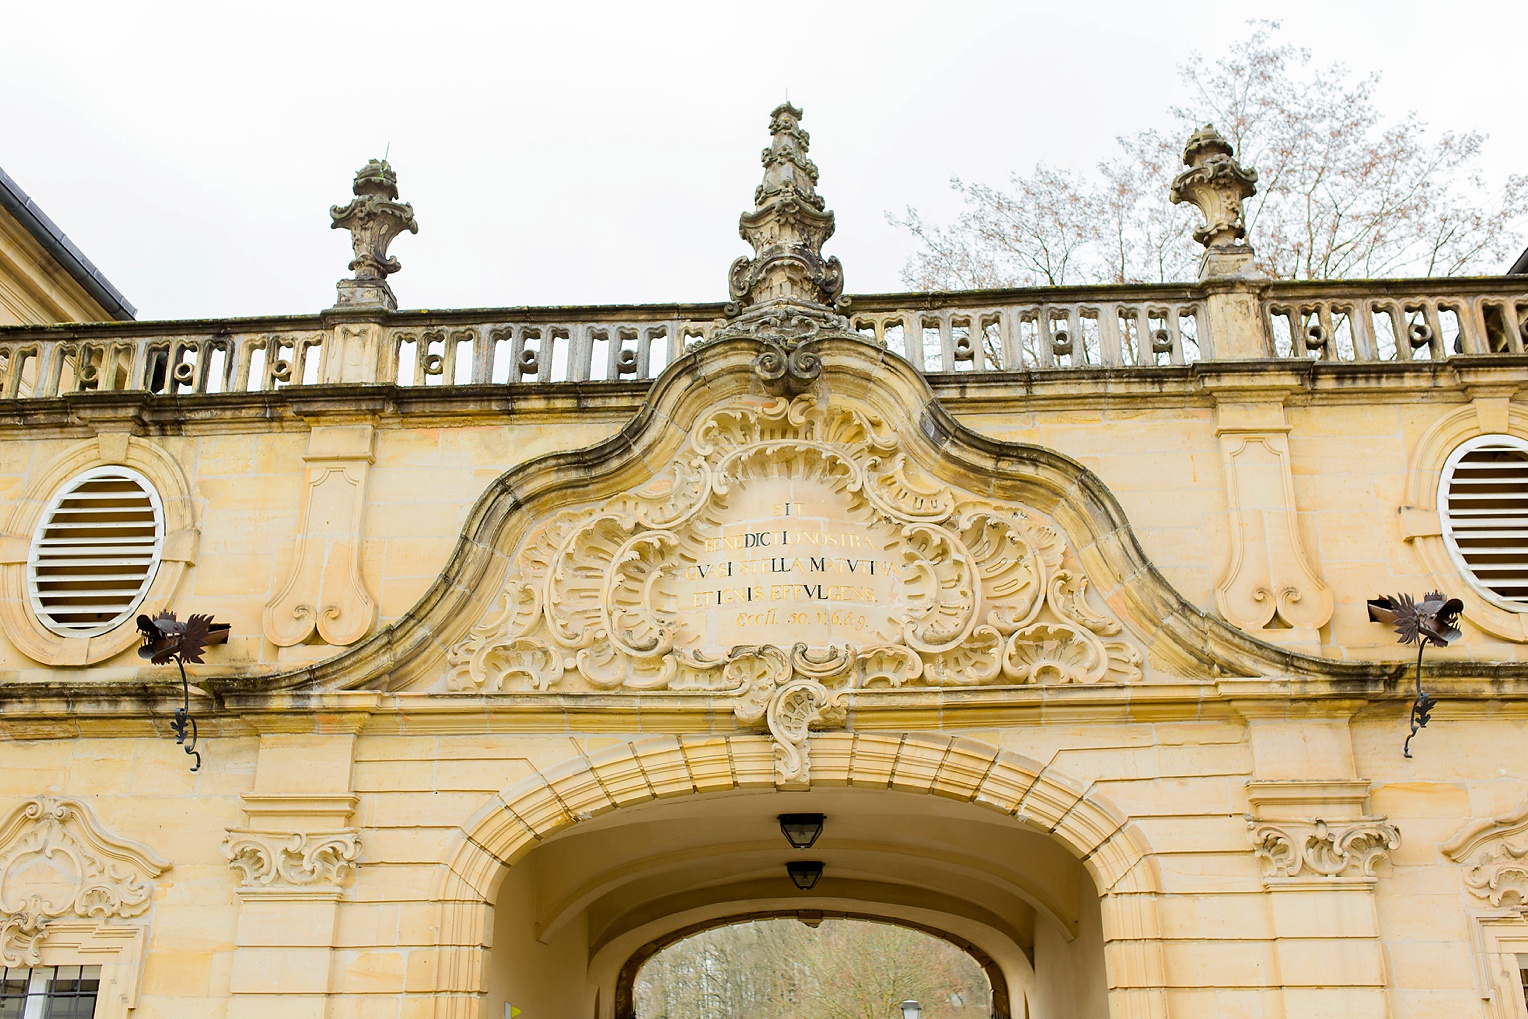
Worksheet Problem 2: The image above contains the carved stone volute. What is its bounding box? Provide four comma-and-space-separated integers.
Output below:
1170, 124, 1258, 278
330, 158, 419, 310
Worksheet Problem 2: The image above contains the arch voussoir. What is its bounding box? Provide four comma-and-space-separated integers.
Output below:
581, 741, 660, 808
931, 735, 1001, 801
846, 731, 906, 787
887, 732, 955, 794
972, 750, 1045, 815
1016, 763, 1090, 833
629, 735, 698, 798
677, 735, 740, 792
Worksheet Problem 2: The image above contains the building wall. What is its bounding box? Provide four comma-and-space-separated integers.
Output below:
0, 318, 1524, 1019
0, 205, 118, 325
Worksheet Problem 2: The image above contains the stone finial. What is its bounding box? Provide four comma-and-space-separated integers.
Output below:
727, 103, 845, 314
1170, 124, 1259, 278
330, 158, 419, 310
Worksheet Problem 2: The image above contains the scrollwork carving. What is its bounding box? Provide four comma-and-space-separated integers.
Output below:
0, 796, 170, 961
1247, 817, 1399, 884
1442, 795, 1528, 909
222, 830, 360, 892
444, 392, 1146, 759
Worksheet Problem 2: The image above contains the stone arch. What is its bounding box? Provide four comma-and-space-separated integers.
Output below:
428, 731, 1165, 1019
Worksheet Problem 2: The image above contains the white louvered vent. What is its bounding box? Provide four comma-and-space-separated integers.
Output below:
1440, 435, 1528, 612
27, 466, 164, 637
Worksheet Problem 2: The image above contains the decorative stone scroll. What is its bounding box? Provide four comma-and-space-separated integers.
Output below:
223, 830, 361, 893
446, 392, 1143, 781
0, 797, 169, 965
1442, 795, 1528, 909
263, 424, 379, 648
1247, 817, 1400, 885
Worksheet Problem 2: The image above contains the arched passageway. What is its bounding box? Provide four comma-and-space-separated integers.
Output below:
629, 915, 997, 1018
433, 734, 1163, 1019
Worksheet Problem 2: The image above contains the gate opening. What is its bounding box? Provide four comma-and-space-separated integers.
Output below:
633, 915, 993, 1018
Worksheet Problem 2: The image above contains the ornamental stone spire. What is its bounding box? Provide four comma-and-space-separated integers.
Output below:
1170, 124, 1259, 279
726, 102, 845, 314
330, 158, 419, 310
711, 103, 860, 397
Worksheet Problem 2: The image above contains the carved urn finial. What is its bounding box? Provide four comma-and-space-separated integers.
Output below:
1170, 124, 1259, 278
727, 102, 845, 315
330, 158, 419, 310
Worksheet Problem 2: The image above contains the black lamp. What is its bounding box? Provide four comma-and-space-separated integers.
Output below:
786, 861, 823, 890
779, 813, 825, 849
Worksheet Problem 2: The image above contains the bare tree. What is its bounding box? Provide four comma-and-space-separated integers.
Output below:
893, 22, 1528, 288
632, 918, 990, 1019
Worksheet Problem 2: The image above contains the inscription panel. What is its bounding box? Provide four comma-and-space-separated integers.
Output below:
671, 477, 904, 654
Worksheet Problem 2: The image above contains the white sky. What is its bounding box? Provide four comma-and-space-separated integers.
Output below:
3, 0, 1525, 321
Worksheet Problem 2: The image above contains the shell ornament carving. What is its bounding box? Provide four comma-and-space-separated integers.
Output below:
446, 394, 1143, 780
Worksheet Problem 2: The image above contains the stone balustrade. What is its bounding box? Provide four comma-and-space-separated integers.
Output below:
1262, 278, 1528, 361
0, 277, 1524, 399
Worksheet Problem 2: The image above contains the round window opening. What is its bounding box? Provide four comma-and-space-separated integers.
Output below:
26, 465, 165, 638
1439, 434, 1528, 613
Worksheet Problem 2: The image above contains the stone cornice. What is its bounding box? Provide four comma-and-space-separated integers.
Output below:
2, 676, 1528, 740
0, 357, 1518, 439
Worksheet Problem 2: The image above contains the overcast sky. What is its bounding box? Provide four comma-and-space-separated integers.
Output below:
4, 1, 1524, 321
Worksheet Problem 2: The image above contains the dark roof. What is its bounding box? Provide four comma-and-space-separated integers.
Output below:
0, 164, 135, 321
1510, 245, 1528, 276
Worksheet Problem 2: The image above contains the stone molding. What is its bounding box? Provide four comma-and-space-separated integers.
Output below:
0, 796, 169, 966
1246, 816, 1399, 885
263, 424, 378, 647
1245, 779, 1373, 819
0, 434, 199, 665
1442, 794, 1528, 909
1212, 400, 1333, 636
222, 829, 360, 896
1401, 398, 1528, 642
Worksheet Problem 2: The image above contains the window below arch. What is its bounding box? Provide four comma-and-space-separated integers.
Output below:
26, 465, 165, 638
1439, 434, 1528, 613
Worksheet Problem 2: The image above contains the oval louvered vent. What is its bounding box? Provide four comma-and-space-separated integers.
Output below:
1440, 435, 1528, 612
27, 466, 165, 637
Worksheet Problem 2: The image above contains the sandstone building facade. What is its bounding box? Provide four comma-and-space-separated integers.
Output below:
0, 105, 1526, 1019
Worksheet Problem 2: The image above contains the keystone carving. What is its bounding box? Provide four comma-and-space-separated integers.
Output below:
223, 830, 360, 892
730, 645, 849, 785
1247, 816, 1400, 884
1442, 795, 1528, 909
445, 392, 1144, 731
0, 796, 170, 965
1170, 124, 1258, 278
264, 425, 379, 647
330, 158, 419, 310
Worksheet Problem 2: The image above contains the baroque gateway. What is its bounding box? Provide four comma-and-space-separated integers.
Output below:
1, 104, 1527, 1019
